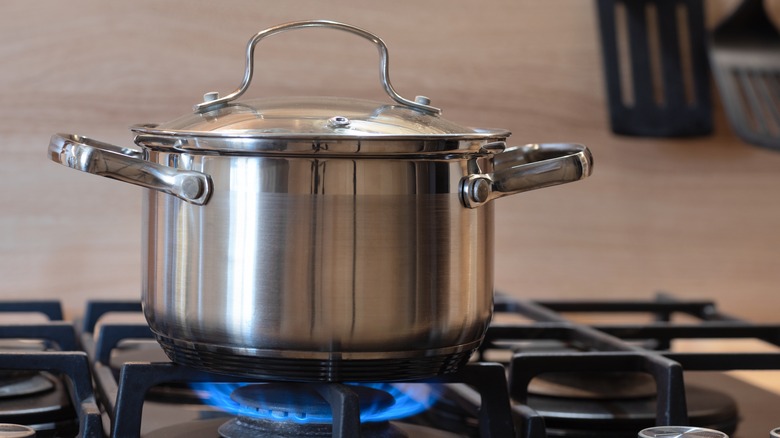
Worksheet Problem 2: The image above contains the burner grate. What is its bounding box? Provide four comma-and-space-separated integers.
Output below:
0, 300, 101, 437
104, 361, 515, 437
81, 301, 516, 437
83, 295, 780, 438
481, 293, 780, 438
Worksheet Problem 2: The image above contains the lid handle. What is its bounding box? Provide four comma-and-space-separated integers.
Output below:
193, 20, 442, 115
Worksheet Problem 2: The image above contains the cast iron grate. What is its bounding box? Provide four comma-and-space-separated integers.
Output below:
85, 300, 515, 437
481, 293, 780, 438
0, 300, 102, 438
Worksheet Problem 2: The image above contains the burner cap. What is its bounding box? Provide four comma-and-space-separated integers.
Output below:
218, 418, 407, 438
217, 383, 404, 438
639, 427, 728, 438
527, 383, 738, 437
0, 424, 35, 437
144, 417, 416, 438
0, 373, 54, 399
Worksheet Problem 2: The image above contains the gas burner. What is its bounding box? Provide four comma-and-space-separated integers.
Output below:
0, 424, 36, 437
145, 417, 462, 438
219, 417, 406, 438
522, 371, 740, 436
217, 383, 404, 438
144, 382, 463, 438
0, 372, 54, 399
230, 383, 395, 420
529, 372, 657, 399
0, 371, 78, 436
218, 417, 407, 438
526, 377, 739, 438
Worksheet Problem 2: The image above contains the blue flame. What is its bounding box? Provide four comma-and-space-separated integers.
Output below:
190, 382, 440, 424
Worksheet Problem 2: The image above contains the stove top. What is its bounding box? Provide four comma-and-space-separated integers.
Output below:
0, 294, 778, 437
0, 302, 100, 437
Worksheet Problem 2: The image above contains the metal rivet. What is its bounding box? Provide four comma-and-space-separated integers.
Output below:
470, 178, 491, 204
327, 116, 351, 128
63, 144, 77, 168
203, 92, 220, 102
414, 95, 431, 105
180, 177, 203, 201
480, 141, 507, 154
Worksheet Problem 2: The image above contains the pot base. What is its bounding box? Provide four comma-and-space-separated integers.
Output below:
155, 335, 477, 382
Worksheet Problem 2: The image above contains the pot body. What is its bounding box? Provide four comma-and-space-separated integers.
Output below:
141, 142, 495, 381
47, 20, 593, 382
50, 131, 592, 381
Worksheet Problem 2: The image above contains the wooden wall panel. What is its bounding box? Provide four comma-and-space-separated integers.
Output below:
2, 0, 780, 323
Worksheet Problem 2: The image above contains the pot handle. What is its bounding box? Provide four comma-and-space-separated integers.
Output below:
48, 133, 213, 205
460, 143, 593, 208
192, 20, 441, 115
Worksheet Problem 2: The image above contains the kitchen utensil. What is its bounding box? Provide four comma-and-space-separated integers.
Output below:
48, 20, 593, 382
596, 0, 712, 136
709, 0, 780, 150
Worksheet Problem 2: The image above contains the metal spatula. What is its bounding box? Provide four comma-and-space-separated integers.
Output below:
709, 0, 780, 150
596, 0, 712, 137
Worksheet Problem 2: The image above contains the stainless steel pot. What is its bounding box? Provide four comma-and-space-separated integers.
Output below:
48, 20, 593, 382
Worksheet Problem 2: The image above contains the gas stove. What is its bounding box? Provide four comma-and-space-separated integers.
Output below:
0, 294, 778, 437
0, 302, 100, 437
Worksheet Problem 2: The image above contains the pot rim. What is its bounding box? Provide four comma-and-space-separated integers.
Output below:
131, 123, 511, 141
132, 125, 512, 156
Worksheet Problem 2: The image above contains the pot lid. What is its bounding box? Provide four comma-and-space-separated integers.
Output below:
132, 96, 505, 139
130, 20, 510, 154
